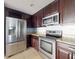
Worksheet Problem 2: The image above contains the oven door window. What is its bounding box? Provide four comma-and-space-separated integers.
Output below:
40, 40, 52, 54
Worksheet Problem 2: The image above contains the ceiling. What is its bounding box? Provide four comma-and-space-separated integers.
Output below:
5, 0, 55, 15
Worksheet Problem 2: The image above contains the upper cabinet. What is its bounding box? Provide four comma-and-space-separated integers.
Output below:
59, 0, 75, 24
36, 9, 44, 27
5, 7, 31, 28
32, 14, 38, 27
31, 0, 75, 27
33, 9, 44, 27
32, 0, 59, 27
5, 7, 30, 19
44, 0, 59, 17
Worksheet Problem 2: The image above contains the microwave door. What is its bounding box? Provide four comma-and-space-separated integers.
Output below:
53, 15, 59, 24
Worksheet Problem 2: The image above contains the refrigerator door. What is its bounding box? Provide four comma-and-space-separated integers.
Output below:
6, 17, 18, 43
18, 19, 26, 41
23, 20, 27, 40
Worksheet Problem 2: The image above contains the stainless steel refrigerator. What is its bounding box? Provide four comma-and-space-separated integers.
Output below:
6, 17, 27, 56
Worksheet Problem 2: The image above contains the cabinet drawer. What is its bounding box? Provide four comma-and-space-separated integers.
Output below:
6, 41, 26, 56
57, 41, 75, 52
17, 41, 26, 52
32, 36, 38, 39
6, 43, 18, 56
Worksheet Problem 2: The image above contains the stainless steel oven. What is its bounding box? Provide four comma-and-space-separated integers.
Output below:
39, 37, 56, 59
39, 25, 62, 59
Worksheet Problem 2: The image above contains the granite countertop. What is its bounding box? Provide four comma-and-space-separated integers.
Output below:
30, 33, 75, 46
31, 33, 75, 52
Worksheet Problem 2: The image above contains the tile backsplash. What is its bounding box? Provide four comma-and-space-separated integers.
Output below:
62, 24, 75, 38
27, 24, 75, 44
36, 27, 46, 36
62, 24, 75, 44
27, 28, 37, 34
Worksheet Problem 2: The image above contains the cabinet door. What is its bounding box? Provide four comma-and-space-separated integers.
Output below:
27, 35, 32, 48
36, 9, 44, 27
56, 42, 74, 59
64, 0, 75, 24
58, 0, 64, 24
57, 47, 73, 59
44, 1, 58, 17
32, 15, 37, 27
58, 0, 75, 24
35, 39, 39, 51
32, 36, 39, 51
32, 38, 36, 47
61, 0, 75, 24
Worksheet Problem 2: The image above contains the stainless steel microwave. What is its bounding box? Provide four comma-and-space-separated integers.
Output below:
42, 13, 59, 26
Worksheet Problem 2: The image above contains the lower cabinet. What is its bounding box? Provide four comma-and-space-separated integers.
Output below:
27, 35, 32, 48
56, 42, 74, 59
57, 47, 73, 59
31, 35, 39, 51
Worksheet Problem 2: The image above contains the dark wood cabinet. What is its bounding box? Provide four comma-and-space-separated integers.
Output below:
33, 9, 44, 27
58, 0, 64, 24
56, 41, 74, 59
32, 0, 75, 26
5, 7, 32, 28
36, 9, 44, 27
5, 7, 30, 19
44, 0, 59, 17
27, 35, 32, 48
27, 16, 34, 28
32, 15, 38, 27
59, 0, 75, 24
57, 46, 73, 59
22, 14, 30, 20
63, 0, 75, 24
31, 35, 39, 51
32, 0, 60, 27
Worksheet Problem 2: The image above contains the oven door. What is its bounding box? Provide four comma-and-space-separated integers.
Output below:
40, 40, 52, 55
39, 37, 56, 59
